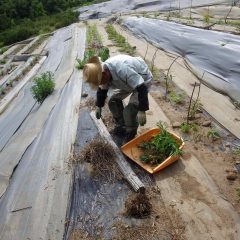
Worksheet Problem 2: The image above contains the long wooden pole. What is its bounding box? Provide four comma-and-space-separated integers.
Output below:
90, 111, 145, 193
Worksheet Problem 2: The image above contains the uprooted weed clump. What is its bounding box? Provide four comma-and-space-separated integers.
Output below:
124, 192, 152, 218
73, 136, 122, 182
80, 96, 96, 110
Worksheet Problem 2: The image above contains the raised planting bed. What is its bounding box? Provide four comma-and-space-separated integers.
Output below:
121, 123, 184, 174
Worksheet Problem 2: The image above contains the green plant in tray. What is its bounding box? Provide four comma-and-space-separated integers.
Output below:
138, 122, 183, 166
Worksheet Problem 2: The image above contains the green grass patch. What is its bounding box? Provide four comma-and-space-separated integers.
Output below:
76, 24, 109, 70
0, 86, 6, 95
207, 129, 221, 140
236, 188, 240, 198
105, 24, 136, 56
169, 91, 185, 104
180, 122, 198, 133
234, 147, 240, 155
0, 59, 6, 64
203, 15, 210, 23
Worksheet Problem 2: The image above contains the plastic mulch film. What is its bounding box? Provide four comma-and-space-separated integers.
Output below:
77, 0, 231, 20
124, 16, 240, 103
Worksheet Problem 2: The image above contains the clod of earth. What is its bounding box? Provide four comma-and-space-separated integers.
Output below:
124, 192, 152, 218
202, 120, 212, 127
172, 121, 181, 128
82, 92, 88, 98
226, 169, 238, 181
226, 172, 238, 181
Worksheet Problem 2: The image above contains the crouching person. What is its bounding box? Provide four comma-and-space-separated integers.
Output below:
83, 54, 152, 142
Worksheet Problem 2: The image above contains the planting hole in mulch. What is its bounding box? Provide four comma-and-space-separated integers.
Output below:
124, 192, 152, 218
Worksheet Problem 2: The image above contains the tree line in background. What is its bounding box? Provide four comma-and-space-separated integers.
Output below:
0, 0, 104, 47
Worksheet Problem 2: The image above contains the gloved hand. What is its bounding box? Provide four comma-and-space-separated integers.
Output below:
96, 107, 102, 119
137, 111, 146, 126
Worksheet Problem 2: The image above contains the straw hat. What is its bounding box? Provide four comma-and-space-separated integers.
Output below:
83, 56, 103, 87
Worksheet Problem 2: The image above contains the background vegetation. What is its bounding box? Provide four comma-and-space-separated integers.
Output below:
0, 0, 107, 47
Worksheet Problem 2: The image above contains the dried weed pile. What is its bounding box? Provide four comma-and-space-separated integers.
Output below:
69, 229, 93, 240
102, 111, 114, 131
111, 221, 167, 240
73, 136, 122, 182
124, 192, 152, 218
80, 96, 96, 110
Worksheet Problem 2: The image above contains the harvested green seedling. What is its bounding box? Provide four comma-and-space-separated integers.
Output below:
138, 122, 183, 165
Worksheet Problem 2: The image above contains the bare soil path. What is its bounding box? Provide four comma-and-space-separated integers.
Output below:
94, 19, 240, 239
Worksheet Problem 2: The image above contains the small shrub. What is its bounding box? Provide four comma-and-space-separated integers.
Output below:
9, 79, 14, 87
31, 71, 55, 104
207, 129, 221, 141
236, 188, 240, 198
203, 15, 210, 23
169, 91, 184, 104
0, 86, 6, 95
180, 122, 198, 133
233, 147, 240, 155
0, 46, 8, 54
189, 99, 202, 119
151, 67, 160, 81
98, 47, 110, 61
217, 19, 224, 25
0, 59, 6, 64
180, 122, 191, 133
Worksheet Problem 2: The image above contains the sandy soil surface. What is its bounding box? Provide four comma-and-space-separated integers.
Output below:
85, 18, 240, 239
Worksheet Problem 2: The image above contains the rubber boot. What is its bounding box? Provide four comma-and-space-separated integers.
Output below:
123, 103, 138, 143
108, 98, 126, 136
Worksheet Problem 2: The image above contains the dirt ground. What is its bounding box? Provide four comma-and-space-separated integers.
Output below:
151, 84, 240, 210
69, 187, 185, 240
71, 11, 240, 239
97, 16, 240, 211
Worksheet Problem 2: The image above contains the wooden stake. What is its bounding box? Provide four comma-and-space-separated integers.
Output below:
187, 82, 197, 123
90, 111, 145, 193
165, 56, 180, 98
